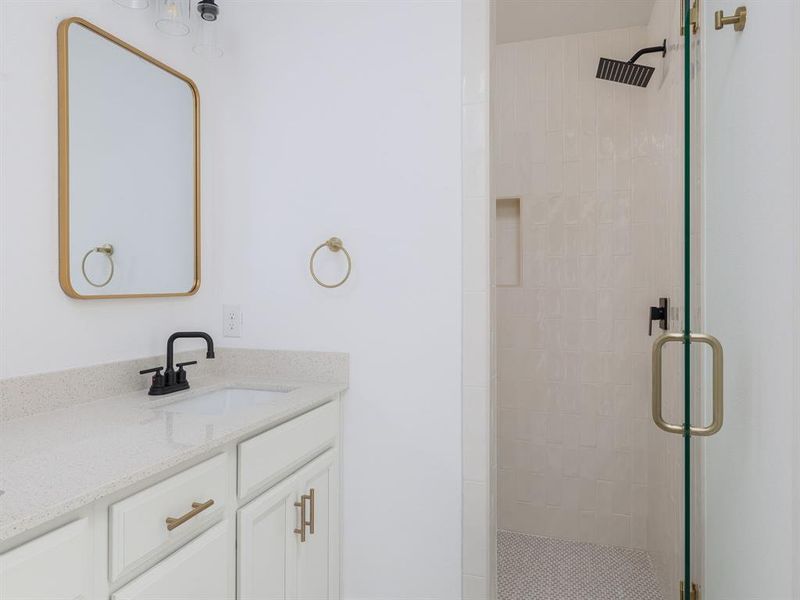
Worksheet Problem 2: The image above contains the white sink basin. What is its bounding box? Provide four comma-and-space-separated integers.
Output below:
159, 387, 292, 417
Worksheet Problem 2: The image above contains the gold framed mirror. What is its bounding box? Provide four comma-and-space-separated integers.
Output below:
57, 17, 200, 299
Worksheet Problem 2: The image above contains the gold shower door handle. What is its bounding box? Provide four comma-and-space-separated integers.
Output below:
652, 332, 724, 436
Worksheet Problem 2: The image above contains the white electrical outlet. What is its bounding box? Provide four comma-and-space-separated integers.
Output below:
223, 304, 242, 338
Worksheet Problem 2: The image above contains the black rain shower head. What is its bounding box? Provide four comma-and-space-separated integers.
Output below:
596, 39, 667, 88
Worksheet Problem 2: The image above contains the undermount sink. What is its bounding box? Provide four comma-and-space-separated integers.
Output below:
159, 387, 292, 417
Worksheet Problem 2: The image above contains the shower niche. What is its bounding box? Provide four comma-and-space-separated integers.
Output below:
496, 198, 521, 287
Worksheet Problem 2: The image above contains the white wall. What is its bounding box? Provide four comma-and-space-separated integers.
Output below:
213, 3, 464, 599
0, 1, 464, 598
702, 1, 800, 597
0, 0, 225, 378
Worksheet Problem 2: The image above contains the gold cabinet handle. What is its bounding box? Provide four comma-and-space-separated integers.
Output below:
165, 499, 215, 531
715, 6, 747, 31
652, 332, 724, 437
294, 493, 309, 542
307, 488, 315, 535
293, 489, 316, 542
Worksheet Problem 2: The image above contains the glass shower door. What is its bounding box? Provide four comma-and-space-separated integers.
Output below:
651, 1, 709, 598
655, 5, 707, 599
653, 1, 799, 599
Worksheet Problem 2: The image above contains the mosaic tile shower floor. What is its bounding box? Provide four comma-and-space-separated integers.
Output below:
497, 530, 664, 600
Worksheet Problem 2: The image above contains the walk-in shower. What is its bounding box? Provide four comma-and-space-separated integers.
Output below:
492, 1, 799, 599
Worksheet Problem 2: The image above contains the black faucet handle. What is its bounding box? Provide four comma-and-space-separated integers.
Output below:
176, 361, 197, 385
139, 366, 166, 392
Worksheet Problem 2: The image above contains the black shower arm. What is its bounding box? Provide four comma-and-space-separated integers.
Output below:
628, 40, 667, 64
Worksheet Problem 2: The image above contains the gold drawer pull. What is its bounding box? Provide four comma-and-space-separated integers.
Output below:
307, 488, 315, 535
165, 499, 215, 531
293, 488, 316, 542
294, 494, 309, 542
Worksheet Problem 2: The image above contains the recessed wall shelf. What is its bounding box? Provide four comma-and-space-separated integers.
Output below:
496, 197, 521, 287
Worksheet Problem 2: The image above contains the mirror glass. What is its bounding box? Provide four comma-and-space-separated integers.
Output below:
59, 19, 199, 298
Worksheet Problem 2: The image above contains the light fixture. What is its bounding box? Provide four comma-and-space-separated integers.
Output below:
113, 0, 150, 8
155, 0, 191, 36
193, 19, 223, 57
193, 0, 222, 58
196, 0, 219, 22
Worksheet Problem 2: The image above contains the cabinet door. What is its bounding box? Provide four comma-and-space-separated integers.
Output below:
0, 519, 91, 600
295, 451, 338, 600
237, 476, 298, 600
112, 522, 231, 600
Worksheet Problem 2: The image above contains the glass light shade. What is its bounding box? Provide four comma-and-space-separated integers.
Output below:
155, 0, 190, 36
113, 0, 150, 8
193, 19, 223, 58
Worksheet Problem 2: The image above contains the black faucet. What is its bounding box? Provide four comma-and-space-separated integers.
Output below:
140, 332, 215, 396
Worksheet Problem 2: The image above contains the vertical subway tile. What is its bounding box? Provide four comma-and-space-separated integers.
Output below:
463, 575, 487, 600
495, 25, 656, 550
464, 482, 488, 576
464, 386, 490, 482
546, 37, 564, 131
463, 103, 489, 197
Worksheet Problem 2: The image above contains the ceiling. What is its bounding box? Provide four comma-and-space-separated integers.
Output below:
496, 0, 657, 44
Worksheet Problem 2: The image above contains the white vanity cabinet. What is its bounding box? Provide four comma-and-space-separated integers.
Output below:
0, 399, 341, 600
295, 451, 338, 600
109, 454, 228, 580
236, 475, 298, 599
237, 450, 339, 600
0, 519, 91, 600
112, 523, 232, 600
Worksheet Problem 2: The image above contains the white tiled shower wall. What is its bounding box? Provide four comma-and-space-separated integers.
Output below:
494, 25, 658, 549
493, 3, 690, 597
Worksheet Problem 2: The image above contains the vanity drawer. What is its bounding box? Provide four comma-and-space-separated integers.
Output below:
0, 518, 91, 600
111, 521, 231, 600
238, 400, 338, 499
109, 454, 227, 580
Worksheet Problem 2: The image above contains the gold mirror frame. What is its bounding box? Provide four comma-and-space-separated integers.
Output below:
57, 17, 201, 299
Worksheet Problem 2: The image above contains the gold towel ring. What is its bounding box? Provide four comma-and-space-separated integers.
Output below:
310, 237, 351, 288
81, 244, 115, 288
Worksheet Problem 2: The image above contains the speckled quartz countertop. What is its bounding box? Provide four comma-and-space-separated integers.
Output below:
0, 375, 345, 542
